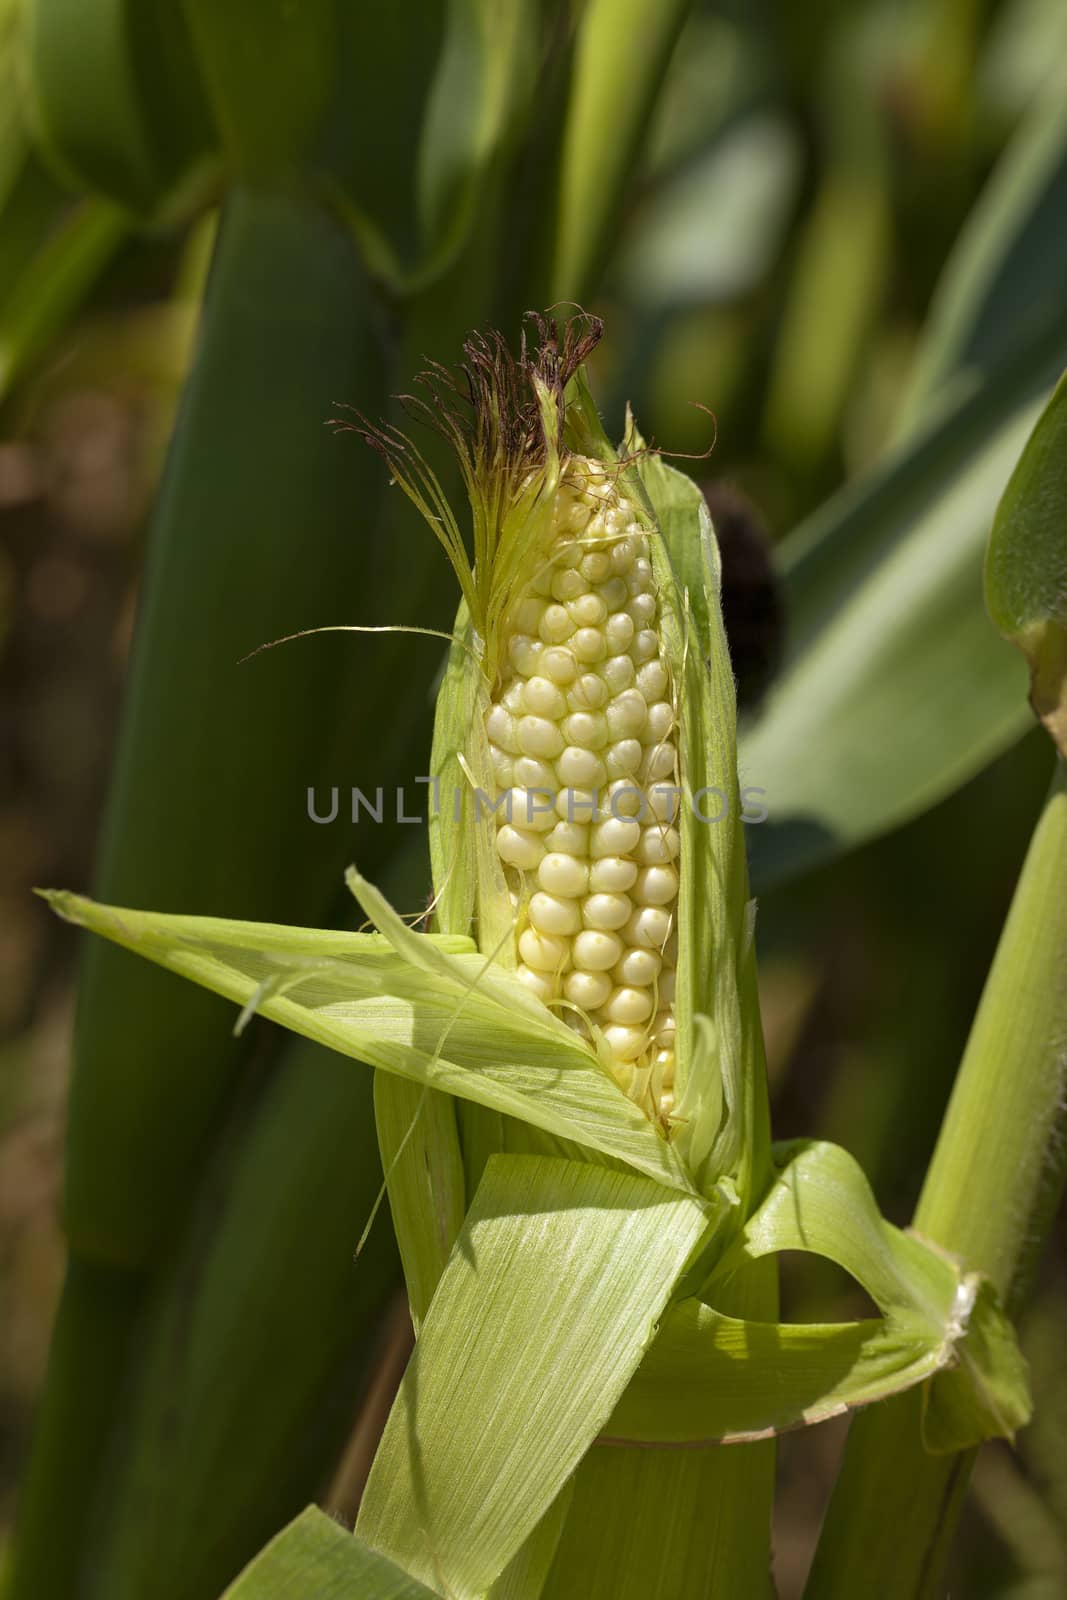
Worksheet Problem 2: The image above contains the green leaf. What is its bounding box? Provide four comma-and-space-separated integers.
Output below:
22, 0, 217, 215
374, 1073, 466, 1333
985, 368, 1067, 755
551, 0, 693, 301
921, 1278, 1032, 1454
356, 1155, 712, 1598
722, 1139, 956, 1320
742, 346, 1054, 888
544, 1446, 775, 1600
323, 0, 539, 293
763, 160, 890, 471
6, 1260, 144, 1600
632, 445, 773, 1210
13, 188, 413, 1600
222, 1506, 437, 1599
78, 1036, 400, 1600
181, 0, 333, 175
415, 0, 537, 279
741, 65, 1067, 888
897, 70, 1067, 433
487, 1490, 573, 1600
0, 7, 84, 316
58, 188, 406, 1269
45, 891, 699, 1197
0, 197, 126, 401
607, 1140, 1029, 1448
607, 1305, 950, 1446
763, 17, 892, 471
744, 58, 1067, 890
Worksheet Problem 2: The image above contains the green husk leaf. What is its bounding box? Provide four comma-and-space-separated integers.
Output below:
606, 1140, 1029, 1449
427, 609, 481, 938
720, 1139, 957, 1317
605, 1282, 1028, 1450
373, 1074, 465, 1334
921, 1277, 1032, 1452
707, 1140, 1029, 1447
630, 441, 772, 1210
548, 1247, 778, 1599
374, 601, 481, 1331
608, 1305, 952, 1446
985, 368, 1067, 756
486, 1488, 573, 1600
43, 892, 697, 1196
355, 1154, 713, 1598
543, 1445, 776, 1600
221, 1505, 437, 1599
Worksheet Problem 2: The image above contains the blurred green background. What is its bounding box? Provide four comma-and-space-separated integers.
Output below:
1, 0, 1066, 1595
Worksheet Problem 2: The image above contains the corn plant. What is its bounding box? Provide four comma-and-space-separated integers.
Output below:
36, 311, 1065, 1598
5, 3, 1067, 1597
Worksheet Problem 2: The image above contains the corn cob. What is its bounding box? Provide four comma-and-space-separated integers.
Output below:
351, 314, 690, 1131
486, 461, 679, 1116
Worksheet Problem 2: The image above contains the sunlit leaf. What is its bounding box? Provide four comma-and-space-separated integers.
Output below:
44, 891, 698, 1196
356, 1154, 712, 1598
551, 1445, 776, 1600
607, 1139, 1029, 1448
222, 1506, 436, 1599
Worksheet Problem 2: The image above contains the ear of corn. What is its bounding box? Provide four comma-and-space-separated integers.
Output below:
482, 448, 684, 1114
357, 312, 757, 1205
